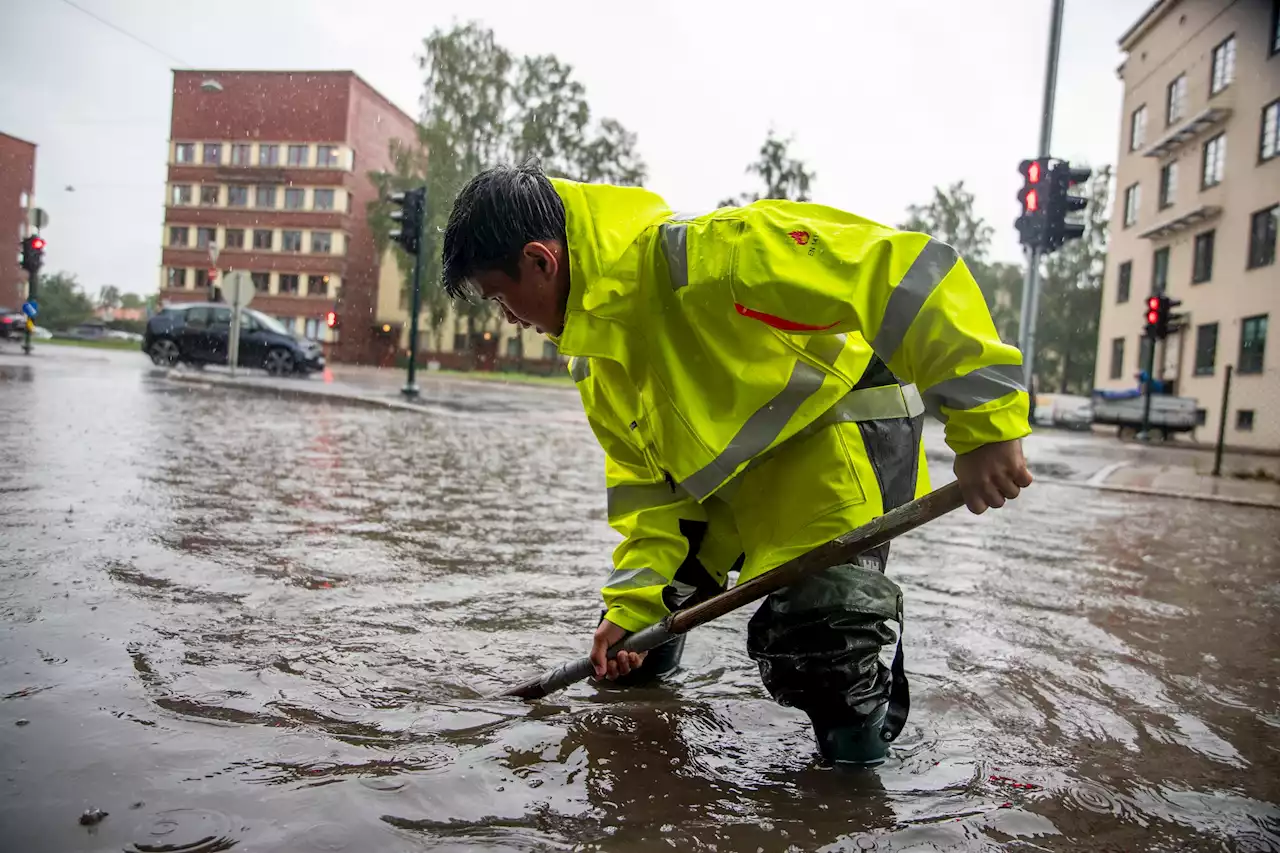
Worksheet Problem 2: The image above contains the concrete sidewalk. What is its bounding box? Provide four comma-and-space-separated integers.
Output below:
163, 362, 1280, 510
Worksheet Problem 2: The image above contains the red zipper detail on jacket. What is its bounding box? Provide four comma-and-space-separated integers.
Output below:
733, 303, 838, 333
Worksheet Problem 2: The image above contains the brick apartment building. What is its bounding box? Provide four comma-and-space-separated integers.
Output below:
160, 70, 418, 363
0, 131, 37, 310
1096, 0, 1279, 450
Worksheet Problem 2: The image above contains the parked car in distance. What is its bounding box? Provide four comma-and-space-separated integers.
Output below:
144, 303, 324, 376
0, 310, 26, 340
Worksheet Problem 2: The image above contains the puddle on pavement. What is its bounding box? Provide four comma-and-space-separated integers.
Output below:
0, 357, 1277, 852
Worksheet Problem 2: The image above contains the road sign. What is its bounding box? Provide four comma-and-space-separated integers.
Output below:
21, 300, 37, 318
208, 244, 220, 266
219, 270, 254, 308
220, 270, 253, 377
29, 208, 48, 230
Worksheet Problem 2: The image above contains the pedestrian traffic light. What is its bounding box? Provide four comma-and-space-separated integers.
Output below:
388, 187, 426, 256
1015, 158, 1049, 250
325, 310, 338, 329
1043, 161, 1092, 251
1144, 294, 1183, 339
19, 235, 45, 274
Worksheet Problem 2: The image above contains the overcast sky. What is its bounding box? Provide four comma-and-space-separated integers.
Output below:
0, 0, 1151, 296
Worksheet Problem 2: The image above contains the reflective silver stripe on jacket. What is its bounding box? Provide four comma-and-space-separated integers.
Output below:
678, 360, 828, 501
570, 356, 591, 382
603, 566, 669, 591
923, 364, 1025, 415
870, 239, 959, 363
660, 223, 689, 291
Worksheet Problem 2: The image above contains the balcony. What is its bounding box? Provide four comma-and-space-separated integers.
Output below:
1141, 106, 1231, 160
1138, 205, 1222, 240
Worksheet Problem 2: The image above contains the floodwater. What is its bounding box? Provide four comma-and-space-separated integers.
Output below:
1, 350, 1278, 852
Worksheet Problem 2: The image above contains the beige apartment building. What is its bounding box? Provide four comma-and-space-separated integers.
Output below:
1095, 0, 1279, 449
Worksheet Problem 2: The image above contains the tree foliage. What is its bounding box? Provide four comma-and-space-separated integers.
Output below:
120, 292, 145, 310
36, 272, 95, 330
97, 285, 121, 310
368, 22, 647, 349
720, 131, 815, 206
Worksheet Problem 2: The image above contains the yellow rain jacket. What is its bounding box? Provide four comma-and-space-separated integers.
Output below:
549, 179, 1030, 633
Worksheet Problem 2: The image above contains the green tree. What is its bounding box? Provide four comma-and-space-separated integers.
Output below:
97, 285, 121, 310
899, 182, 1022, 343
368, 22, 647, 352
1032, 165, 1112, 394
36, 273, 95, 330
120, 292, 145, 310
720, 131, 815, 206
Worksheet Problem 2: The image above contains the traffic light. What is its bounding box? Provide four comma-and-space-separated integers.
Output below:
389, 187, 426, 256
1015, 158, 1049, 250
19, 235, 45, 274
1043, 161, 1092, 251
1144, 294, 1183, 339
325, 310, 338, 329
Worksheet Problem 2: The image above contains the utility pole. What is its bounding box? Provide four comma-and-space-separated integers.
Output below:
1018, 0, 1065, 409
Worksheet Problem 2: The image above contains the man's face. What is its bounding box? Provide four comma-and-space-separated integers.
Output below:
466, 241, 567, 336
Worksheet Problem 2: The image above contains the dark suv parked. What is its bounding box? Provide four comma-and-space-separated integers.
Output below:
144, 303, 324, 375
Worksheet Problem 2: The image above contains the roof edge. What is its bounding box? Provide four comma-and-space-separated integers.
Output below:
171, 69, 417, 127
1119, 0, 1180, 50
0, 130, 38, 148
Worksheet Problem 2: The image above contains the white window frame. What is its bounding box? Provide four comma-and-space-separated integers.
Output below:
1210, 35, 1235, 96
1202, 134, 1226, 188
1159, 161, 1178, 209
1130, 105, 1148, 151
1123, 183, 1141, 227
1166, 74, 1187, 125
1262, 100, 1279, 162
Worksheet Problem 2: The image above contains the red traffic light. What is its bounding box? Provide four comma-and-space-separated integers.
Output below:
1147, 296, 1160, 310
1027, 161, 1041, 183
29, 237, 45, 251
325, 311, 337, 328
1025, 189, 1039, 212
1147, 310, 1159, 324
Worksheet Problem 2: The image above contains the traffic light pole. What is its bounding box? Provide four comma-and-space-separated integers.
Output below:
22, 270, 37, 355
402, 223, 424, 399
1017, 0, 1065, 403
1139, 335, 1156, 440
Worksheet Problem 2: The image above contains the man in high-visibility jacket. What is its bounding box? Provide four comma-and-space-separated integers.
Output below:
442, 164, 1033, 766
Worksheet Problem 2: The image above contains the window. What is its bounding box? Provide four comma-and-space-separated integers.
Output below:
1249, 205, 1278, 269
1152, 247, 1170, 293
287, 145, 309, 166
282, 231, 303, 252
168, 226, 189, 247
304, 317, 322, 339
251, 272, 270, 292
313, 188, 335, 210
185, 306, 210, 328
1202, 134, 1226, 188
1273, 0, 1280, 56
1130, 105, 1148, 151
506, 337, 523, 357
259, 144, 279, 166
1166, 74, 1187, 125
194, 269, 209, 291
278, 274, 300, 295
1262, 99, 1279, 162
196, 227, 217, 249
1194, 323, 1218, 375
199, 185, 220, 206
171, 185, 192, 205
1117, 261, 1132, 303
1237, 410, 1255, 431
1159, 161, 1178, 209
253, 229, 273, 250
230, 143, 251, 165
317, 146, 339, 167
1210, 35, 1235, 95
224, 228, 244, 249
1124, 183, 1140, 227
1193, 230, 1215, 283
1195, 408, 1208, 428
305, 275, 330, 297
174, 143, 195, 163
283, 187, 305, 210
209, 307, 231, 327
202, 143, 221, 165
1110, 337, 1126, 380
543, 340, 559, 360
255, 186, 277, 209
311, 231, 332, 254
1239, 315, 1268, 375
227, 185, 248, 207
166, 267, 186, 288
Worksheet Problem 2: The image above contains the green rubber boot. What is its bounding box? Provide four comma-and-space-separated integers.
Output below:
810, 703, 891, 767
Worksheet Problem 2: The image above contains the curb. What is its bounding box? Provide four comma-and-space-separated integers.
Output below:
1040, 476, 1280, 510
164, 371, 438, 415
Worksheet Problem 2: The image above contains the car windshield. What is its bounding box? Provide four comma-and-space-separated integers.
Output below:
246, 310, 292, 336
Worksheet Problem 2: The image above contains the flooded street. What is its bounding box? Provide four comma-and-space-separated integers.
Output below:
2, 349, 1278, 852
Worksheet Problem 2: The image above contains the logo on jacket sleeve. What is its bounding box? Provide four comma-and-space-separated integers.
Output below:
787, 230, 810, 246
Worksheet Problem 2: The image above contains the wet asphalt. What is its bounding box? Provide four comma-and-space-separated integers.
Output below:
1, 346, 1277, 852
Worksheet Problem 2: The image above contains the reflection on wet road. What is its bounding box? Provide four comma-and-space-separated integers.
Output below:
2, 350, 1278, 852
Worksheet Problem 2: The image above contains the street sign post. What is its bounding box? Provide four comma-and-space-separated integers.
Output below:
219, 270, 254, 378
29, 208, 49, 230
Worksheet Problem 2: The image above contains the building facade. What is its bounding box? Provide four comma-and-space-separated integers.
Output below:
160, 70, 418, 363
1095, 0, 1280, 449
0, 131, 37, 310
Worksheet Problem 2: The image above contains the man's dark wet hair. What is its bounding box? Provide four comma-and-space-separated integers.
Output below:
441, 163, 567, 298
